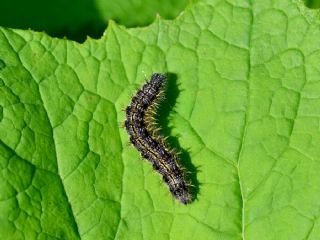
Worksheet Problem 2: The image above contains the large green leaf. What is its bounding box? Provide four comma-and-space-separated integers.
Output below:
1, 0, 320, 239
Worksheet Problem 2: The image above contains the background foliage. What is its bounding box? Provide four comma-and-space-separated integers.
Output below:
0, 0, 189, 41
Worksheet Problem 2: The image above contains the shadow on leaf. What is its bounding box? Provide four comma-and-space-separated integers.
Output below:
157, 72, 200, 201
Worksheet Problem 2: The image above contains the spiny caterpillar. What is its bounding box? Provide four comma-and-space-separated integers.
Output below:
125, 73, 192, 204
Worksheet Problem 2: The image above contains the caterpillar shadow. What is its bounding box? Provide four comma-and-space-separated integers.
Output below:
157, 72, 200, 201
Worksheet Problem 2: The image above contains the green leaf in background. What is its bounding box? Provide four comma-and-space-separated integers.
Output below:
1, 0, 320, 239
304, 0, 320, 8
0, 0, 188, 42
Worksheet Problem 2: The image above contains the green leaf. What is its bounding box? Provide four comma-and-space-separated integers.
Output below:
1, 0, 320, 239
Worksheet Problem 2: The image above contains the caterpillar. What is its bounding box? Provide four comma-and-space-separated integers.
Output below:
125, 73, 192, 204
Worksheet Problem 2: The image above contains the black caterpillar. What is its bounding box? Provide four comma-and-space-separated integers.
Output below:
125, 73, 192, 204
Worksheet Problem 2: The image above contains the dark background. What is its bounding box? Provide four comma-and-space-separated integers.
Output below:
0, 0, 188, 42
0, 0, 318, 42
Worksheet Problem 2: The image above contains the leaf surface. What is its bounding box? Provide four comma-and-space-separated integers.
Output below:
1, 0, 320, 239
